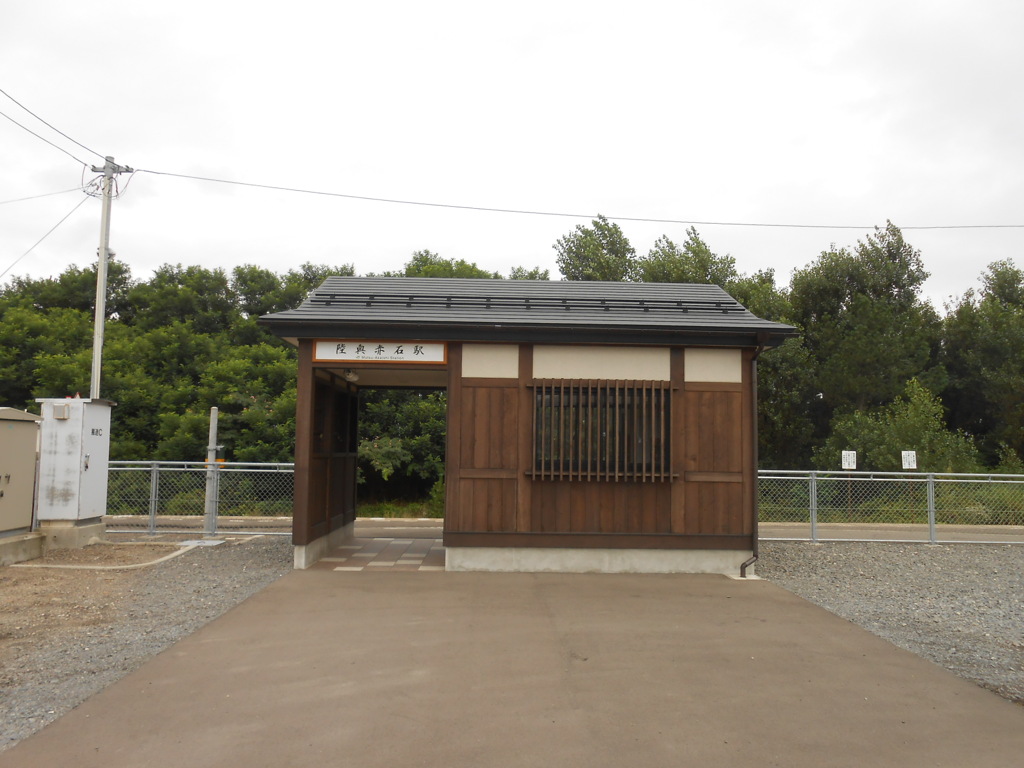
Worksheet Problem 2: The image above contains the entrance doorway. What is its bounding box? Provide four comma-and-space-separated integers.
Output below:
292, 358, 449, 564
356, 388, 447, 519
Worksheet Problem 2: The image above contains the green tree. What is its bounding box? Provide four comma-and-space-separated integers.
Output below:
4, 255, 134, 318
814, 379, 980, 472
124, 264, 239, 334
231, 265, 281, 317
554, 215, 637, 281
507, 265, 550, 280
384, 250, 500, 279
727, 268, 792, 323
941, 260, 1024, 463
0, 301, 94, 406
358, 389, 447, 499
636, 228, 738, 286
980, 259, 1024, 306
789, 223, 943, 427
756, 338, 817, 468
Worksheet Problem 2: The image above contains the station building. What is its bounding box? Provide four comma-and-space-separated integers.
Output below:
260, 277, 795, 575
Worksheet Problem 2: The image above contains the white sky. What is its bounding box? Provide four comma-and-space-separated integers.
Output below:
2, 1, 1022, 310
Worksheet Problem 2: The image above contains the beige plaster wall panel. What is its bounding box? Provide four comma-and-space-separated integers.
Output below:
533, 346, 670, 381
462, 344, 520, 379
684, 348, 743, 383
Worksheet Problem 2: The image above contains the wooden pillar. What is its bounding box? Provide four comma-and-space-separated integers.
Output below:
444, 343, 463, 536
516, 344, 533, 532
292, 339, 315, 546
669, 347, 686, 533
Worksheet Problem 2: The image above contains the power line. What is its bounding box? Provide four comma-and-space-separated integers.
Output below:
0, 87, 105, 161
136, 169, 1024, 231
0, 194, 90, 280
0, 86, 1017, 232
0, 107, 88, 166
0, 187, 84, 205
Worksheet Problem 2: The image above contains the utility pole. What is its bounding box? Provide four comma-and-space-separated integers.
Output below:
89, 156, 133, 400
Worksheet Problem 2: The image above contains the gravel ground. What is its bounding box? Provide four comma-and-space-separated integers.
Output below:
1, 537, 1021, 753
757, 540, 1024, 705
0, 535, 292, 752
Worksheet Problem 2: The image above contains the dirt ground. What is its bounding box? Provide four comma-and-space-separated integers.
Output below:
0, 543, 179, 683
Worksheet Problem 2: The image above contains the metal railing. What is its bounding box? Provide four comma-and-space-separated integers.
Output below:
105, 463, 1024, 542
758, 470, 1024, 543
106, 461, 294, 535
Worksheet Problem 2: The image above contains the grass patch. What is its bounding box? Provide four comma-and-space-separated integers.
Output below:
357, 499, 442, 519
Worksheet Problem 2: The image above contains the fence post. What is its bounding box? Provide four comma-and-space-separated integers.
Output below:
148, 462, 159, 534
204, 407, 220, 536
204, 464, 221, 536
809, 471, 818, 542
927, 473, 937, 544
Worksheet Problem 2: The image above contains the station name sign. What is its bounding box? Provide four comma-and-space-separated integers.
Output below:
314, 340, 447, 364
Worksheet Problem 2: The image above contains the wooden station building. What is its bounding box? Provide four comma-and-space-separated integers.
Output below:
260, 277, 795, 574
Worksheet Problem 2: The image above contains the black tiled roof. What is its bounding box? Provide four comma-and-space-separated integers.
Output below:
259, 277, 797, 346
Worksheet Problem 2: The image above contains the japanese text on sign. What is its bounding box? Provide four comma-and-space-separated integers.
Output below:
314, 340, 446, 363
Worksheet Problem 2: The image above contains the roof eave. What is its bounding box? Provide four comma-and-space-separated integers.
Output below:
258, 317, 796, 348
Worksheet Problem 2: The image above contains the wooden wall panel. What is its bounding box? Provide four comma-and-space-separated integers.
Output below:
529, 481, 671, 534
676, 380, 748, 537
453, 478, 517, 532
684, 481, 747, 535
448, 377, 520, 533
306, 455, 328, 541
684, 388, 743, 473
460, 386, 518, 471
329, 454, 357, 529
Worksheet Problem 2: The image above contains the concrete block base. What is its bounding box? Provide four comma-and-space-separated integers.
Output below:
446, 547, 755, 576
38, 518, 106, 550
293, 522, 354, 569
0, 531, 44, 566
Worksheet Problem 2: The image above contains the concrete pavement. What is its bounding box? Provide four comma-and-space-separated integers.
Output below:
2, 565, 1023, 767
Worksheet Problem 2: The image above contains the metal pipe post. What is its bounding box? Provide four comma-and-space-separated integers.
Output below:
148, 461, 159, 534
204, 408, 219, 535
809, 471, 818, 542
927, 474, 937, 544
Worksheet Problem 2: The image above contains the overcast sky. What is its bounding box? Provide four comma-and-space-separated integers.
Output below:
2, 1, 1021, 310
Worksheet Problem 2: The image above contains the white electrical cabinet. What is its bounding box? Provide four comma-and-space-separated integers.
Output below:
35, 399, 113, 522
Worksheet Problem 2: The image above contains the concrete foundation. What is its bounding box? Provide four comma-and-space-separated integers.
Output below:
445, 546, 755, 575
37, 518, 106, 550
0, 531, 44, 566
293, 521, 354, 569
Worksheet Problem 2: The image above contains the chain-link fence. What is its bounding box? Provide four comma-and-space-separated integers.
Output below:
758, 470, 1024, 542
106, 461, 294, 534
106, 463, 1024, 541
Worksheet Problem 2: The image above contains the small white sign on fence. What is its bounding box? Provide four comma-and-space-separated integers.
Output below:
902, 451, 917, 470
841, 451, 857, 470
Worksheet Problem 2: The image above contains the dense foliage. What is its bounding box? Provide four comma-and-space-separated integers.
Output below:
2, 223, 1021, 502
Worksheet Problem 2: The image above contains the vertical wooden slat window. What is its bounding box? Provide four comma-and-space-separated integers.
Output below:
532, 380, 671, 481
